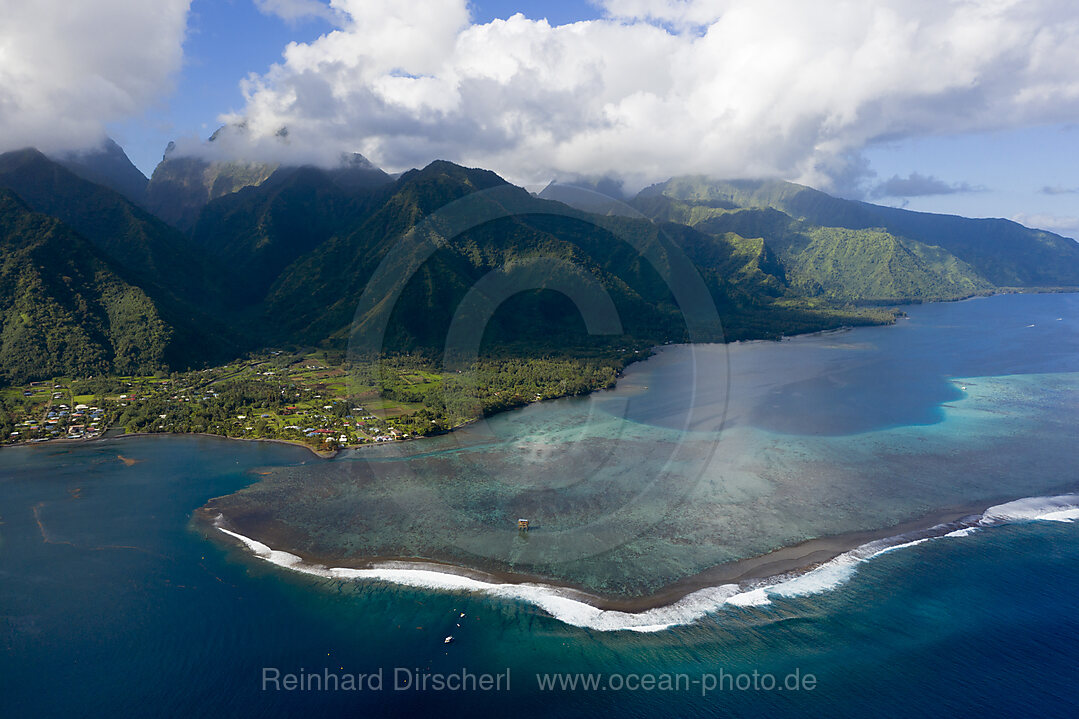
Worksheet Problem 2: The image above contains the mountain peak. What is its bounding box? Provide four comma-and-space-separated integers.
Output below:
408, 160, 506, 186
52, 137, 149, 206
147, 138, 393, 230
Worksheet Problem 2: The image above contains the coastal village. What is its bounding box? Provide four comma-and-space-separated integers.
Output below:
0, 351, 434, 452
0, 349, 629, 453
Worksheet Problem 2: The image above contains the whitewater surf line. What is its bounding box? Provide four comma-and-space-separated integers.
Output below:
212, 493, 1079, 633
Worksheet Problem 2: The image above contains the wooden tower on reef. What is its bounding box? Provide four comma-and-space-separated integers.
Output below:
517, 518, 530, 531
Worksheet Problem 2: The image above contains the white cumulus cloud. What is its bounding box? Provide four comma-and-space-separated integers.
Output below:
253, 0, 339, 24
209, 0, 1079, 190
0, 0, 191, 155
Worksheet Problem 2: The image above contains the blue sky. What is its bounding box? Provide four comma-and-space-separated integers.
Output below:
111, 1, 604, 175
7, 0, 1077, 237
862, 125, 1079, 235
109, 0, 335, 176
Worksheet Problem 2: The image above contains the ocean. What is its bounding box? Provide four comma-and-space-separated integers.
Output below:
1, 292, 1076, 717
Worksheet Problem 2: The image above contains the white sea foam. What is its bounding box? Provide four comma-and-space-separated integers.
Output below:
216, 525, 743, 632
1037, 509, 1079, 522
214, 493, 1079, 632
725, 587, 771, 607
762, 535, 938, 599
979, 494, 1079, 525
764, 556, 860, 599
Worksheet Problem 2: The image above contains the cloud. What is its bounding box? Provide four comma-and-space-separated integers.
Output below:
199, 0, 1079, 190
1040, 185, 1079, 195
0, 0, 191, 154
253, 0, 339, 24
871, 172, 984, 198
1012, 212, 1079, 239
597, 0, 730, 28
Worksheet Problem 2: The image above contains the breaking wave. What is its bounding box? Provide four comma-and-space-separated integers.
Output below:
213, 493, 1079, 632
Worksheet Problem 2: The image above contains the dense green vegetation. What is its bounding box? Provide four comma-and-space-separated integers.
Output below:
1, 142, 1076, 449
0, 190, 172, 383
0, 350, 632, 452
256, 162, 892, 353
639, 176, 1079, 288
146, 139, 390, 231
0, 149, 219, 304
652, 200, 994, 302
190, 165, 394, 305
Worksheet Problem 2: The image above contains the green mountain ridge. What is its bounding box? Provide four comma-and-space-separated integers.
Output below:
0, 144, 1076, 386
146, 142, 392, 232
257, 161, 815, 352
146, 150, 280, 232
0, 190, 175, 382
53, 137, 149, 207
260, 162, 634, 349
639, 176, 1079, 288
638, 197, 994, 302
191, 165, 395, 306
0, 148, 221, 307
0, 150, 248, 369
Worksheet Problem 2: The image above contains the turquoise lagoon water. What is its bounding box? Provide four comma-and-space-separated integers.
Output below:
205, 293, 1078, 597
1, 292, 1077, 717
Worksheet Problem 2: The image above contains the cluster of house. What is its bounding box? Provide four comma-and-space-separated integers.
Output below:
294, 427, 350, 445
349, 407, 409, 443
273, 404, 411, 447
370, 428, 405, 442
57, 403, 104, 438
294, 422, 406, 445
9, 403, 105, 441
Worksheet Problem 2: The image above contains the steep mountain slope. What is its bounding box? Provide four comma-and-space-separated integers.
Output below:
53, 137, 149, 206
190, 165, 394, 306
5, 138, 1069, 384
639, 177, 1079, 287
259, 161, 861, 351
146, 148, 279, 232
781, 226, 992, 301
0, 190, 174, 382
260, 162, 693, 350
147, 141, 392, 232
660, 202, 993, 302
0, 149, 221, 306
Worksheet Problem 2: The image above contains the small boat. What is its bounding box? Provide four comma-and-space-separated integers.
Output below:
444, 636, 454, 644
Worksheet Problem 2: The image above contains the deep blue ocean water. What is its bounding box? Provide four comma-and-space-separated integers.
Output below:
1, 293, 1077, 717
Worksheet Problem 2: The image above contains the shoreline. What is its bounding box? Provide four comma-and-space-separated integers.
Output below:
135, 431, 342, 460
5, 289, 1073, 458
0, 294, 898, 458
2, 430, 341, 460
196, 492, 1075, 616
11, 290, 1075, 630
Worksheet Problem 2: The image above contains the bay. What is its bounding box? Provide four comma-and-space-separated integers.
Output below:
1, 292, 1077, 717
